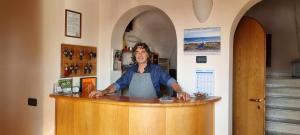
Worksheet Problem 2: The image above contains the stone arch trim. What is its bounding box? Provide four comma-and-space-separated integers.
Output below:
111, 5, 177, 49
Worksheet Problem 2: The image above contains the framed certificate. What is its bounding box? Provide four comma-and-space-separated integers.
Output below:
65, 9, 82, 38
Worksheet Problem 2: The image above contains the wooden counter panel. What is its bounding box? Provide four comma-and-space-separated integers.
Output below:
56, 98, 74, 135
99, 104, 129, 135
129, 107, 165, 135
73, 100, 102, 135
52, 95, 220, 135
166, 104, 213, 135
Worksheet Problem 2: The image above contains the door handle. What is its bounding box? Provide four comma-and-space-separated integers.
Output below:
249, 98, 262, 102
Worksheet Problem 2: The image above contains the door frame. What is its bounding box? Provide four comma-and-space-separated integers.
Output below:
233, 16, 266, 135
229, 0, 263, 134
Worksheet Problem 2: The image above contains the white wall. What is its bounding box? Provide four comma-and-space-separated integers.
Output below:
0, 0, 99, 135
41, 1, 64, 134
42, 0, 99, 134
129, 10, 177, 69
0, 0, 264, 135
246, 0, 300, 75
99, 0, 261, 135
0, 0, 43, 134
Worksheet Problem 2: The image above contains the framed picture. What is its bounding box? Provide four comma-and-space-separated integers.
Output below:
65, 9, 82, 38
80, 77, 97, 96
58, 78, 73, 93
113, 49, 122, 71
184, 27, 221, 54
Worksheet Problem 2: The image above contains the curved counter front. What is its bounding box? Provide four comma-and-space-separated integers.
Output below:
50, 94, 221, 135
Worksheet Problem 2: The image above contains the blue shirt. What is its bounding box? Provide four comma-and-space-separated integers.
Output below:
114, 63, 176, 97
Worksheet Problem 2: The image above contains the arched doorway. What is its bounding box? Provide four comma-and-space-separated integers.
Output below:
232, 0, 300, 134
233, 16, 266, 135
230, 1, 264, 135
110, 5, 177, 95
245, 1, 300, 134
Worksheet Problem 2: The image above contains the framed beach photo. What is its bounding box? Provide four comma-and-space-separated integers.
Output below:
65, 9, 82, 38
184, 27, 221, 54
80, 77, 97, 96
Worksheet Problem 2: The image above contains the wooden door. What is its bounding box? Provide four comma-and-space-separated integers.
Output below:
233, 17, 266, 135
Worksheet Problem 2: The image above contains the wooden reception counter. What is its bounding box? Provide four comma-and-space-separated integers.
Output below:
50, 94, 221, 135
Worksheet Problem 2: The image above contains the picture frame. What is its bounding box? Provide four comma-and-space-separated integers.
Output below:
80, 77, 97, 96
113, 49, 122, 71
184, 27, 221, 54
58, 78, 73, 93
65, 9, 82, 38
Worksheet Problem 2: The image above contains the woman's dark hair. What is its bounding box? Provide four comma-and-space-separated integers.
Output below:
132, 42, 152, 64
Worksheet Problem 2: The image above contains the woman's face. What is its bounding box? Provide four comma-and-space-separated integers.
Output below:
135, 46, 149, 64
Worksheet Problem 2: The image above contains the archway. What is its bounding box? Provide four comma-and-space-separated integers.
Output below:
110, 5, 177, 83
229, 0, 263, 134
240, 1, 300, 134
231, 0, 300, 134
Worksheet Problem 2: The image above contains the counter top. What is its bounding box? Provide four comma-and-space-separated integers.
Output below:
50, 93, 221, 107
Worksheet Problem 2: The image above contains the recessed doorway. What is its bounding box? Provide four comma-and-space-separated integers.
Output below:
111, 5, 177, 96
233, 0, 300, 134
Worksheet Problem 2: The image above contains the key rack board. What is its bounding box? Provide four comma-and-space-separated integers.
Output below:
61, 44, 97, 77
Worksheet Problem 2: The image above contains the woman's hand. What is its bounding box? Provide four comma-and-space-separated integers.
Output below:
89, 90, 106, 98
176, 91, 190, 101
